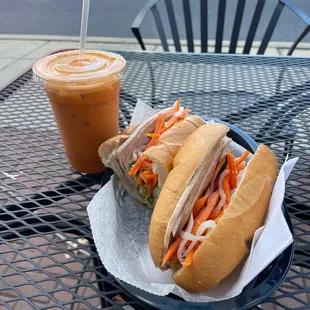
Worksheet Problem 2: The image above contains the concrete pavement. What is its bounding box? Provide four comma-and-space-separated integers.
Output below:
2, 0, 310, 42
0, 34, 309, 90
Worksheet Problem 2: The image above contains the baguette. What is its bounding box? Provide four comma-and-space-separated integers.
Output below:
98, 101, 205, 207
149, 123, 229, 267
149, 123, 278, 292
144, 115, 205, 188
173, 144, 277, 292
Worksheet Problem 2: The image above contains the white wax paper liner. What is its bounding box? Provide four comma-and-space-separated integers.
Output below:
87, 100, 296, 302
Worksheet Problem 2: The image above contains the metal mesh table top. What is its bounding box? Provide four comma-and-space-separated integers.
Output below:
0, 50, 310, 309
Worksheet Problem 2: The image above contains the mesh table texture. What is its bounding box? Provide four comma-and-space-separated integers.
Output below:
0, 50, 310, 310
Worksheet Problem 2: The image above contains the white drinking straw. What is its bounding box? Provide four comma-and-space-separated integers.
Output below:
79, 0, 90, 60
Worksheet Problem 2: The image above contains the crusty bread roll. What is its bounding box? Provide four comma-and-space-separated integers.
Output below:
149, 136, 278, 292
149, 123, 229, 267
144, 115, 205, 188
173, 144, 277, 292
98, 110, 205, 207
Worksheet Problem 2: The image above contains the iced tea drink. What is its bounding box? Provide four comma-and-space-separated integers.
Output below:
33, 50, 125, 173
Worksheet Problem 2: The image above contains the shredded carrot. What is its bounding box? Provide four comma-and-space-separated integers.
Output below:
214, 175, 220, 190
223, 174, 231, 204
210, 202, 227, 221
140, 171, 153, 184
235, 150, 250, 166
144, 178, 155, 188
132, 115, 164, 193
209, 156, 227, 191
143, 160, 153, 168
163, 108, 191, 132
136, 164, 142, 184
182, 241, 201, 266
185, 240, 191, 249
144, 173, 156, 180
152, 174, 158, 187
145, 138, 157, 150
193, 241, 201, 251
128, 156, 146, 176
164, 115, 177, 131
154, 114, 166, 134
137, 165, 145, 184
236, 164, 245, 171
193, 195, 208, 218
170, 253, 179, 264
137, 174, 143, 185
215, 156, 226, 177
147, 133, 160, 139
182, 250, 194, 267
227, 151, 237, 189
130, 99, 193, 201
159, 112, 172, 134
174, 98, 181, 111
162, 236, 182, 266
179, 179, 231, 265
209, 209, 222, 220
192, 191, 220, 234
140, 170, 153, 177
214, 210, 224, 223
145, 174, 158, 198
145, 114, 165, 150
174, 154, 244, 266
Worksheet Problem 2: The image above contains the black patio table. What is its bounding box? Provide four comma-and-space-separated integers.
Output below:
0, 50, 309, 310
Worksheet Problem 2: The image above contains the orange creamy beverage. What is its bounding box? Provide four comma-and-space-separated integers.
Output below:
33, 50, 126, 173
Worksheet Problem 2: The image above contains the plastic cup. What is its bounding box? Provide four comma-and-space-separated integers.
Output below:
33, 50, 126, 173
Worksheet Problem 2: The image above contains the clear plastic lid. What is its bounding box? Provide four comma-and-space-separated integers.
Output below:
33, 50, 126, 88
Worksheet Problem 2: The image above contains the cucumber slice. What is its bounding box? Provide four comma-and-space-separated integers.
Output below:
147, 195, 154, 205
139, 186, 146, 197
153, 186, 161, 198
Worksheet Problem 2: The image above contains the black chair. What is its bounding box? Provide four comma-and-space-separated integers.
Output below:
130, 0, 310, 160
132, 0, 310, 55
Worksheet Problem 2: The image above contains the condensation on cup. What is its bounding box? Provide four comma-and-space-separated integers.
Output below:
33, 50, 126, 173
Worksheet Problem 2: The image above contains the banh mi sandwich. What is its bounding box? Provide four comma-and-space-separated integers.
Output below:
149, 123, 278, 292
98, 99, 205, 207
